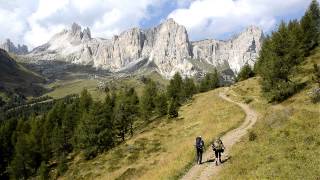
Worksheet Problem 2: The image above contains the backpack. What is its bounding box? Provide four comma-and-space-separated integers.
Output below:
196, 137, 203, 149
213, 139, 223, 150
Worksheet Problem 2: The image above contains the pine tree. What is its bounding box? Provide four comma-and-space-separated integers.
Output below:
256, 21, 302, 102
155, 92, 168, 116
75, 102, 115, 159
183, 77, 197, 99
140, 80, 157, 120
9, 132, 40, 179
236, 64, 254, 82
167, 72, 183, 101
199, 69, 219, 92
300, 0, 320, 55
79, 89, 93, 112
114, 103, 128, 142
167, 98, 179, 119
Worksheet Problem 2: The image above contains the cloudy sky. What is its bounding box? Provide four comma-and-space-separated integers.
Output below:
0, 0, 314, 48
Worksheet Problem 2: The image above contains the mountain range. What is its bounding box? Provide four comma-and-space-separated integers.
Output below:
4, 19, 264, 78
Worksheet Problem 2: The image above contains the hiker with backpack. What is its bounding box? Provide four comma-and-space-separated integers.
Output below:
195, 136, 205, 164
212, 137, 225, 166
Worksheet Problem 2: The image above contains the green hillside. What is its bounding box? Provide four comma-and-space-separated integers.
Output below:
62, 88, 245, 179
0, 49, 45, 99
218, 48, 320, 179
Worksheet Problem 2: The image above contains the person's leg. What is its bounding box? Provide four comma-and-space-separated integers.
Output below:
215, 150, 219, 165
218, 151, 222, 163
196, 149, 199, 164
199, 150, 202, 164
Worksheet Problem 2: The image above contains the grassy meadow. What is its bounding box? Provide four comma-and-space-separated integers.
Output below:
217, 49, 320, 179
62, 89, 245, 180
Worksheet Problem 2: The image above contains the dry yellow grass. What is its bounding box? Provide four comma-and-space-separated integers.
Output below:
62, 88, 245, 180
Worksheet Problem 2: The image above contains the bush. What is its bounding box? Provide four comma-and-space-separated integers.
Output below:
37, 161, 49, 180
248, 131, 257, 141
236, 64, 254, 82
309, 87, 320, 103
243, 97, 253, 104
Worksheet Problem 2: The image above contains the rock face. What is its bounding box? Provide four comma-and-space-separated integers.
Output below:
28, 19, 263, 78
192, 26, 263, 73
0, 39, 28, 55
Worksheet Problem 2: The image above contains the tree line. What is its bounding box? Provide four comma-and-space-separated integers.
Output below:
254, 0, 320, 102
0, 71, 220, 179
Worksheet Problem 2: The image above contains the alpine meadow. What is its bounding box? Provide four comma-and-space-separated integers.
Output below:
0, 0, 319, 180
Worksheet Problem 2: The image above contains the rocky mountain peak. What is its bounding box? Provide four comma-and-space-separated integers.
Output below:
82, 27, 91, 41
28, 20, 264, 79
0, 39, 28, 55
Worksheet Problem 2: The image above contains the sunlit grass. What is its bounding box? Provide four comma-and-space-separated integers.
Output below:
218, 49, 320, 179
62, 88, 245, 180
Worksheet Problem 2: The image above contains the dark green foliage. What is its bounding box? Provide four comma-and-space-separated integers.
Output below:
300, 0, 320, 55
199, 69, 220, 92
75, 101, 115, 159
9, 132, 40, 179
79, 89, 93, 112
57, 154, 68, 176
0, 119, 16, 179
167, 98, 179, 119
248, 131, 257, 141
167, 72, 184, 101
256, 20, 306, 102
236, 64, 254, 82
183, 77, 197, 99
37, 161, 49, 180
313, 63, 320, 86
140, 80, 158, 120
155, 93, 168, 116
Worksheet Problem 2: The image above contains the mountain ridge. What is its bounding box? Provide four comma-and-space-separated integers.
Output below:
25, 19, 263, 78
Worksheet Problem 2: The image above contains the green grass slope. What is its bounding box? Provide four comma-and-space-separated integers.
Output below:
62, 89, 245, 180
218, 49, 320, 179
0, 49, 45, 97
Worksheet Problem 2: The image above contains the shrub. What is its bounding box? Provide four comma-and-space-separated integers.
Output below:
309, 87, 320, 103
248, 131, 257, 141
243, 97, 253, 104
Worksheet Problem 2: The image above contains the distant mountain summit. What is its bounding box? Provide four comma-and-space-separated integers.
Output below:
27, 19, 263, 78
0, 39, 28, 55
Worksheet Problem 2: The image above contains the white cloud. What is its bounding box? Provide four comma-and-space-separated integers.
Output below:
0, 0, 166, 48
168, 0, 311, 40
0, 0, 314, 49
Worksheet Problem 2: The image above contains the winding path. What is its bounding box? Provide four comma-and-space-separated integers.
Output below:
181, 89, 258, 180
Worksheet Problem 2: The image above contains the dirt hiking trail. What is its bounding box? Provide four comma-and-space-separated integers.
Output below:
181, 89, 258, 180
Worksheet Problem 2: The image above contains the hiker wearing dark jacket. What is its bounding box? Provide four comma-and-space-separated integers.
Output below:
195, 136, 205, 164
212, 137, 225, 166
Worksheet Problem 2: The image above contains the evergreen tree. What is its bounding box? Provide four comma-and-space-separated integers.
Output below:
199, 69, 219, 92
75, 102, 115, 159
79, 89, 93, 112
183, 77, 197, 99
167, 98, 179, 119
300, 0, 320, 55
124, 88, 139, 136
9, 132, 40, 179
236, 64, 254, 82
155, 92, 168, 116
256, 21, 303, 102
0, 119, 17, 178
167, 72, 183, 101
140, 80, 157, 120
114, 103, 128, 142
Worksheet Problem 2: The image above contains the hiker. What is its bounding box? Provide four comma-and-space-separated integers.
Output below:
212, 137, 225, 166
195, 136, 205, 164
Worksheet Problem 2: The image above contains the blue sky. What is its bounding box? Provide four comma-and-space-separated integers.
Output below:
0, 0, 315, 48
